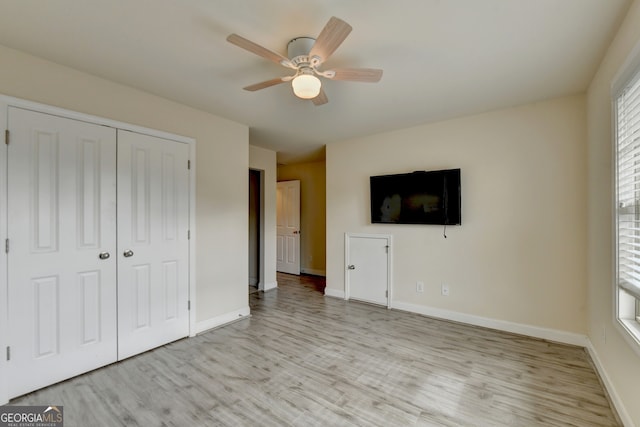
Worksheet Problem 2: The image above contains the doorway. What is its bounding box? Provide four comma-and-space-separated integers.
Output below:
249, 169, 262, 293
276, 180, 301, 275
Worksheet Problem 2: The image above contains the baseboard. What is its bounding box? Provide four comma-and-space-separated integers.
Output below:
263, 281, 277, 291
194, 306, 250, 335
301, 268, 326, 277
391, 300, 588, 347
586, 340, 633, 427
324, 288, 345, 299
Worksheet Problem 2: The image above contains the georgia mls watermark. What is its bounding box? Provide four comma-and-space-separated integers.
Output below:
0, 406, 63, 427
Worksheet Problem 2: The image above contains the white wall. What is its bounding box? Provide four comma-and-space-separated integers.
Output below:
249, 145, 278, 290
327, 94, 587, 336
587, 0, 640, 425
0, 44, 250, 327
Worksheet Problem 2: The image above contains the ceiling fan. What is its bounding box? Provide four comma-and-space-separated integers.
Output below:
226, 16, 383, 106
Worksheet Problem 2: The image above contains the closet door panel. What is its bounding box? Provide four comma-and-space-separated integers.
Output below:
117, 130, 189, 360
7, 107, 117, 398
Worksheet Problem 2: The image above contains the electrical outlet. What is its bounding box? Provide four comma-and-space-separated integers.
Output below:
441, 284, 450, 296
416, 281, 424, 293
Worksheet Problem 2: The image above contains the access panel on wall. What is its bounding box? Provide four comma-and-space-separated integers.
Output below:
346, 233, 390, 307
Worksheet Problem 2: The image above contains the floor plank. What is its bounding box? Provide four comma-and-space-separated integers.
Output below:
9, 273, 620, 426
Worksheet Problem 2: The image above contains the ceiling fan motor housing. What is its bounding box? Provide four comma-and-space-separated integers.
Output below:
287, 37, 316, 66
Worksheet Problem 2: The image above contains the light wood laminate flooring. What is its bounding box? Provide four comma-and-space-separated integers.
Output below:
10, 273, 620, 426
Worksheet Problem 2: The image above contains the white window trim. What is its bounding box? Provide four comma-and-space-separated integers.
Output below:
612, 37, 640, 357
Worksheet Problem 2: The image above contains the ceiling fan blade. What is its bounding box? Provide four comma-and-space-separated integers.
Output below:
327, 68, 383, 82
243, 77, 289, 91
309, 17, 352, 63
227, 34, 292, 67
312, 88, 328, 106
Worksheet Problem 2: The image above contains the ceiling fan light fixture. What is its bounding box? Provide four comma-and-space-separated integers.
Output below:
227, 16, 382, 106
292, 74, 321, 99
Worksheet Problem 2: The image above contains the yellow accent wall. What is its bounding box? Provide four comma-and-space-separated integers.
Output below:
278, 161, 326, 276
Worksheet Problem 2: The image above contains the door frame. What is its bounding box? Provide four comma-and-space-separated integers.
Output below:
249, 169, 266, 291
344, 233, 393, 308
0, 94, 197, 405
276, 180, 301, 275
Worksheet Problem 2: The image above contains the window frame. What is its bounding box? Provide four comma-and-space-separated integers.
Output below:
613, 41, 640, 355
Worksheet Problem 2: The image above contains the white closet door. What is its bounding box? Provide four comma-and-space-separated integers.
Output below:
276, 180, 300, 275
7, 107, 118, 398
117, 130, 190, 360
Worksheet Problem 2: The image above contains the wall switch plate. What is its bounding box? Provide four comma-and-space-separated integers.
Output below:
441, 284, 450, 296
416, 281, 424, 292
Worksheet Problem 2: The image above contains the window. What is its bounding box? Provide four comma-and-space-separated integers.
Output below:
615, 62, 640, 349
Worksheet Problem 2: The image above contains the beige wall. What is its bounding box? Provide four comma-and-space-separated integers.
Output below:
327, 94, 587, 334
249, 145, 278, 289
278, 161, 326, 275
0, 44, 250, 325
587, 0, 640, 424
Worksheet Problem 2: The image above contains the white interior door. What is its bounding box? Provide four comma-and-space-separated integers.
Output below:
7, 107, 118, 398
276, 180, 300, 275
117, 130, 190, 360
346, 234, 391, 306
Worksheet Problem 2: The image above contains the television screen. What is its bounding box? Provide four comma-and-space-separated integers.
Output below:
370, 169, 461, 225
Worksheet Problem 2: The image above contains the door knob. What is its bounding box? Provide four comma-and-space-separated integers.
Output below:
347, 264, 355, 270
98, 252, 110, 260
123, 249, 134, 258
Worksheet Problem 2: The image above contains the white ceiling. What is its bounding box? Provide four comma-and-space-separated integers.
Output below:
0, 0, 632, 163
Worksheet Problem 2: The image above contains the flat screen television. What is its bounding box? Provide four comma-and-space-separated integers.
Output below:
370, 168, 461, 225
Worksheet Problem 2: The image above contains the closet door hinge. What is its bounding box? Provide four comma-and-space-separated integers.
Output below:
188, 301, 191, 311
5, 129, 9, 145
385, 290, 388, 298
5, 238, 8, 254
187, 160, 191, 170
187, 230, 191, 240
6, 346, 10, 361
385, 245, 389, 253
